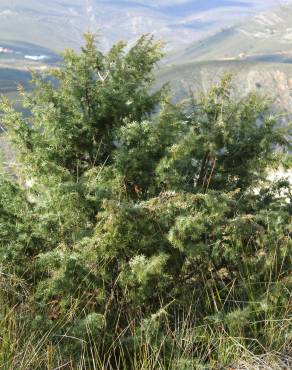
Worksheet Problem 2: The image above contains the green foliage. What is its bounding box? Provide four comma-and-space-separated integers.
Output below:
0, 35, 291, 369
156, 75, 289, 193
1, 33, 165, 180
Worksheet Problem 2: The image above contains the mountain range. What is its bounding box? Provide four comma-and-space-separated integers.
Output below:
159, 3, 292, 117
0, 0, 291, 53
1, 1, 292, 111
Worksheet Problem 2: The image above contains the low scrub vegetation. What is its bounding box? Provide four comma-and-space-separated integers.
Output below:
0, 34, 291, 369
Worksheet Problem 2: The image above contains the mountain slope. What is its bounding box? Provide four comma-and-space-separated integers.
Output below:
2, 1, 292, 116
158, 4, 292, 121
174, 3, 292, 63
0, 0, 290, 53
159, 59, 292, 115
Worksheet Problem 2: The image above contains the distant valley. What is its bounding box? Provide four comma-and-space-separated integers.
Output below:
1, 1, 292, 115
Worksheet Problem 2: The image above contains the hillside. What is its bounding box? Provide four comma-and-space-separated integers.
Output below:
160, 60, 292, 113
2, 2, 292, 121
173, 3, 292, 63
160, 4, 292, 119
1, 0, 282, 97
0, 0, 289, 53
0, 1, 291, 94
